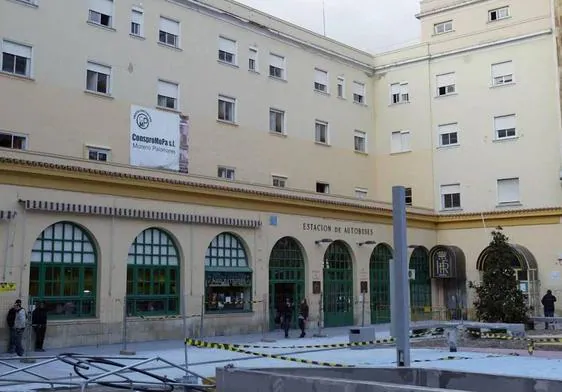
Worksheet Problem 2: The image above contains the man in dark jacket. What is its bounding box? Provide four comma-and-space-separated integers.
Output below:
32, 301, 47, 352
541, 290, 557, 329
298, 298, 309, 338
6, 300, 20, 354
280, 298, 293, 338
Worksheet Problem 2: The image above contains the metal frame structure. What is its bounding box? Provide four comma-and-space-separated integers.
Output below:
0, 353, 215, 392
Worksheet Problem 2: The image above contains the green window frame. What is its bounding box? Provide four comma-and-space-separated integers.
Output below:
29, 221, 97, 319
126, 228, 180, 316
205, 232, 252, 313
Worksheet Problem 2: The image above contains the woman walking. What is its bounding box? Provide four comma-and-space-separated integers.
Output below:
298, 298, 309, 338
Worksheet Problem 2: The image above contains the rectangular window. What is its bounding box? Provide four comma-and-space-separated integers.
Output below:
434, 20, 453, 34
217, 166, 235, 180
218, 95, 236, 122
314, 68, 328, 93
497, 178, 520, 204
405, 187, 412, 206
337, 77, 345, 98
494, 114, 516, 139
269, 109, 285, 134
269, 53, 285, 79
355, 188, 368, 199
390, 83, 409, 104
489, 6, 509, 21
353, 81, 365, 104
1, 40, 32, 77
440, 184, 461, 210
436, 72, 456, 96
87, 146, 110, 162
391, 130, 411, 153
354, 130, 367, 153
249, 47, 258, 71
272, 175, 287, 188
159, 17, 180, 47
131, 8, 144, 36
157, 80, 179, 109
218, 36, 237, 65
315, 121, 328, 144
86, 62, 111, 94
0, 131, 26, 150
438, 123, 459, 146
88, 0, 113, 27
316, 182, 329, 194
491, 61, 513, 86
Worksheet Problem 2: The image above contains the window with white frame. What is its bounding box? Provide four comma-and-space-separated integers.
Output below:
87, 146, 110, 162
491, 61, 513, 86
248, 47, 258, 71
159, 17, 180, 47
130, 7, 144, 36
217, 166, 235, 180
438, 123, 459, 146
391, 130, 411, 153
1, 40, 32, 77
157, 80, 179, 109
269, 53, 285, 79
494, 114, 516, 139
314, 68, 328, 93
436, 72, 456, 96
337, 77, 345, 98
218, 95, 236, 122
355, 188, 368, 199
0, 131, 26, 150
354, 130, 366, 153
390, 83, 409, 104
218, 37, 237, 65
489, 6, 509, 21
316, 182, 329, 194
269, 109, 285, 134
440, 184, 461, 210
497, 178, 520, 204
315, 121, 328, 144
88, 0, 114, 27
353, 81, 365, 104
405, 187, 412, 206
86, 62, 111, 94
272, 175, 287, 188
434, 20, 453, 34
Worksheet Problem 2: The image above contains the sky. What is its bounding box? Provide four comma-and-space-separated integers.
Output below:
234, 0, 422, 53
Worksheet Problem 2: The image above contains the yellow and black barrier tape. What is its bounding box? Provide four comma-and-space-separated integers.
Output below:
185, 331, 433, 350
409, 353, 503, 363
467, 329, 562, 343
186, 339, 353, 367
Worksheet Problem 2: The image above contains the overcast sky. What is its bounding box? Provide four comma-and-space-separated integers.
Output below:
235, 0, 421, 53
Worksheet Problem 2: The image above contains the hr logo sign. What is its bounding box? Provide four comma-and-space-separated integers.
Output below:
435, 250, 450, 278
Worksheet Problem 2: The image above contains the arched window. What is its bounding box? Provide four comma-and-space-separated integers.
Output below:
205, 232, 252, 313
29, 221, 97, 318
126, 228, 180, 316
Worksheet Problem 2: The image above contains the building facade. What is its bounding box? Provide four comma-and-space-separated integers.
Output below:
0, 0, 561, 347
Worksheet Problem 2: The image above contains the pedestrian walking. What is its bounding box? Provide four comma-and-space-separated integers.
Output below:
298, 298, 309, 338
280, 298, 293, 338
541, 289, 557, 329
32, 301, 47, 352
6, 300, 26, 356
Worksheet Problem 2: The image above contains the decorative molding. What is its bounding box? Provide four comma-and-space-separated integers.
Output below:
18, 200, 261, 229
0, 210, 17, 221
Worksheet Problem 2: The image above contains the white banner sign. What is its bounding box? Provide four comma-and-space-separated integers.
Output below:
130, 105, 180, 171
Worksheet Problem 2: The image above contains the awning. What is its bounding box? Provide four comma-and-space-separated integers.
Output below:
429, 245, 466, 279
476, 243, 538, 271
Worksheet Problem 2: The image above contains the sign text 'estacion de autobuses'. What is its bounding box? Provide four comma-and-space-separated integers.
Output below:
302, 223, 374, 236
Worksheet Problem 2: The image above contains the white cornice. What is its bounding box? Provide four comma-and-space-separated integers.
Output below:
416, 0, 489, 19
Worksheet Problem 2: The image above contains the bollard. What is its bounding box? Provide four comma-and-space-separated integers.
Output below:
261, 293, 276, 342
199, 295, 205, 338
120, 298, 135, 355
313, 291, 327, 338
20, 300, 35, 364
446, 327, 458, 352
361, 295, 365, 327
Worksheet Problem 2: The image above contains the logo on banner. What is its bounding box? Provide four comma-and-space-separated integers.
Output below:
134, 109, 152, 130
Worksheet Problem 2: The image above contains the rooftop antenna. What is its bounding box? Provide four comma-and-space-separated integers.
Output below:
322, 0, 326, 36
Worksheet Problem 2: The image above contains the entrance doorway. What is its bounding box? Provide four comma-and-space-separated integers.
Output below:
323, 241, 354, 328
409, 247, 432, 321
370, 243, 392, 324
268, 237, 305, 330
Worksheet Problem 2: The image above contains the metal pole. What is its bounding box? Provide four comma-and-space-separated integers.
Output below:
119, 297, 135, 355
182, 294, 188, 377
389, 259, 396, 338
313, 291, 326, 337
21, 298, 35, 364
199, 294, 204, 337
261, 293, 275, 342
392, 186, 411, 367
361, 294, 365, 327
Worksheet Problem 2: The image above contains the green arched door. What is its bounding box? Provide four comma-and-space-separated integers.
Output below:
409, 247, 432, 320
269, 237, 305, 329
370, 244, 392, 324
323, 241, 354, 328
